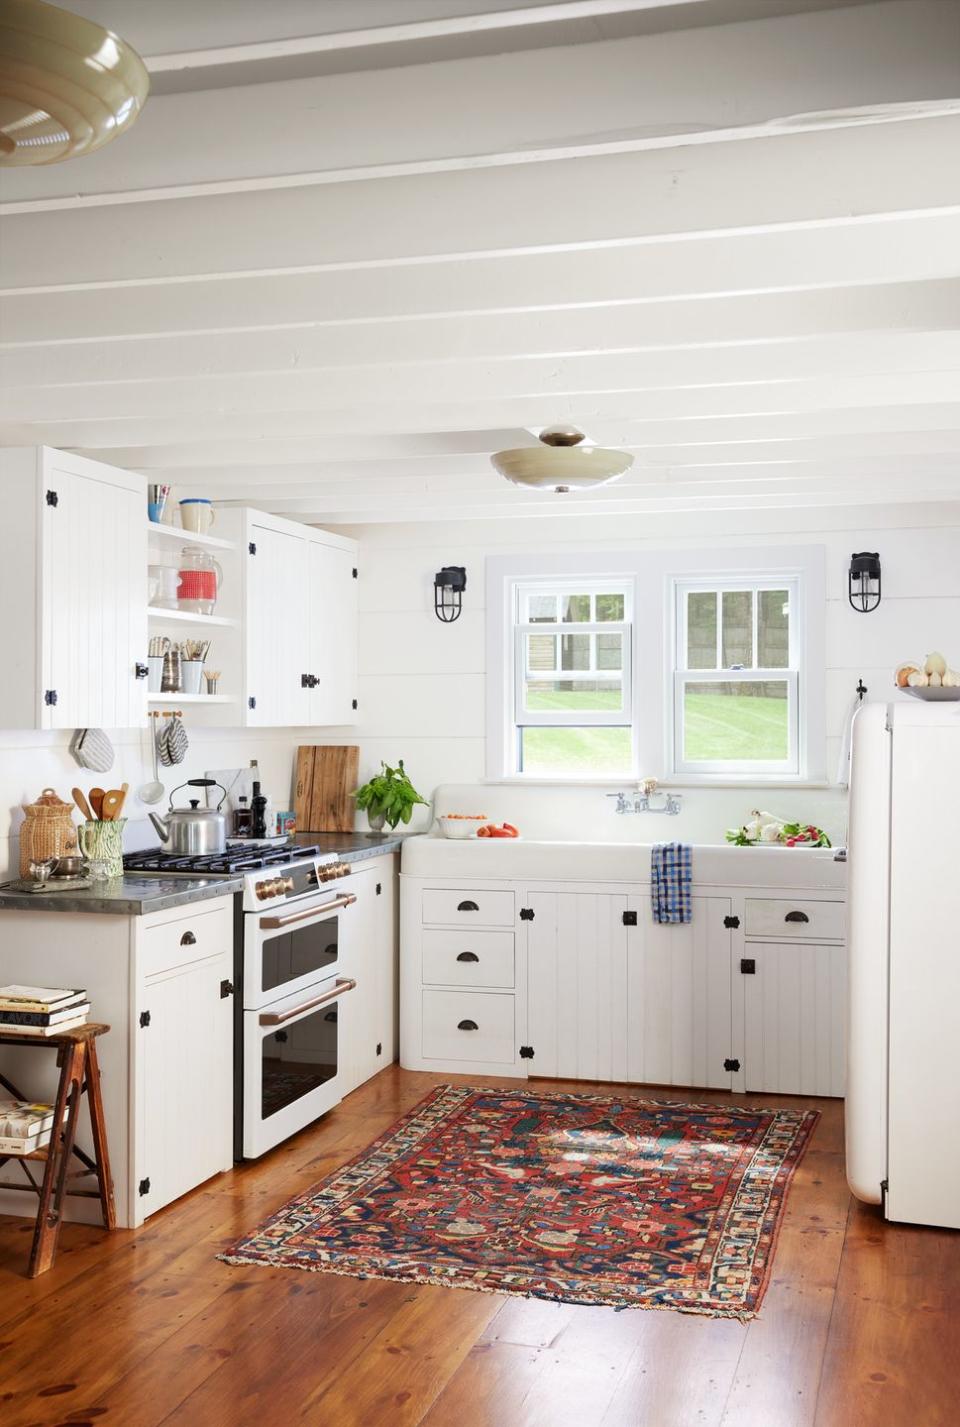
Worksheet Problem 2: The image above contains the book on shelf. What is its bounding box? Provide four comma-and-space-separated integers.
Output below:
0, 1000, 91, 1028
0, 985, 86, 1013
0, 1128, 53, 1155
5, 1014, 89, 1038
0, 1099, 56, 1139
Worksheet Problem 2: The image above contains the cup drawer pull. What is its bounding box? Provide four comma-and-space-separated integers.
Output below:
180, 931, 197, 945
457, 900, 479, 912
457, 1019, 479, 1031
456, 951, 480, 963
784, 910, 810, 924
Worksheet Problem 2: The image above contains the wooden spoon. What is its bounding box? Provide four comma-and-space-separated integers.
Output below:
89, 787, 105, 820
101, 789, 124, 821
72, 786, 94, 821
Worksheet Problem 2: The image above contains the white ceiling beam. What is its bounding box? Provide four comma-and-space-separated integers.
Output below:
7, 280, 957, 389
5, 211, 958, 346
3, 2, 954, 211
7, 332, 959, 423
3, 117, 958, 292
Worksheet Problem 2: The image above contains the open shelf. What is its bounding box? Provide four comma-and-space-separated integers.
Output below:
147, 693, 235, 705
146, 521, 236, 553
147, 606, 236, 628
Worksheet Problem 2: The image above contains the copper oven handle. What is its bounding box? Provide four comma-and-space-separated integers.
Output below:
259, 892, 356, 930
258, 977, 357, 1026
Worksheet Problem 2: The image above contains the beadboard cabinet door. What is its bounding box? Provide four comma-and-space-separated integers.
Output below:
741, 939, 846, 1096
243, 516, 310, 727
341, 858, 398, 1093
308, 537, 358, 727
0, 446, 147, 729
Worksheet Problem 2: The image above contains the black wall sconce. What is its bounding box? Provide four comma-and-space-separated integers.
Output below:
434, 566, 467, 623
849, 551, 881, 613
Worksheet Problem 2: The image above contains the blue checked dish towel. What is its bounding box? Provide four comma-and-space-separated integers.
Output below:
651, 842, 693, 924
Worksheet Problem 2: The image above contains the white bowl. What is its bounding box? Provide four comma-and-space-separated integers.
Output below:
438, 816, 486, 839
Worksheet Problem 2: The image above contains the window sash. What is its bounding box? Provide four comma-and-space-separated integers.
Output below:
672, 668, 799, 774
515, 623, 632, 727
676, 577, 797, 672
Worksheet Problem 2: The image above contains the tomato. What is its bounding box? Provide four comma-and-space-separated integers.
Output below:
476, 825, 492, 837
487, 827, 513, 837
502, 823, 520, 837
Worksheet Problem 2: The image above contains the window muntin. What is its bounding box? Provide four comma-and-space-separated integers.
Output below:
512, 582, 633, 777
673, 579, 800, 775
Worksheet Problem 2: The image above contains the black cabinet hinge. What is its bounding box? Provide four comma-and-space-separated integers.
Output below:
376, 883, 382, 895
724, 1057, 740, 1072
45, 489, 58, 507
622, 910, 638, 926
138, 1177, 150, 1197
248, 541, 257, 555
220, 979, 234, 999
740, 958, 756, 975
724, 915, 740, 929
248, 696, 256, 710
139, 1010, 151, 1028
44, 689, 57, 706
519, 1045, 534, 1060
351, 698, 358, 710
376, 1041, 382, 1056
352, 567, 358, 579
301, 673, 318, 688
519, 907, 534, 921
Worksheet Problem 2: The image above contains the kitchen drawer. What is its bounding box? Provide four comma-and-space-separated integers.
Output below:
421, 888, 515, 927
422, 989, 515, 1064
422, 929, 515, 989
140, 901, 234, 978
745, 898, 845, 942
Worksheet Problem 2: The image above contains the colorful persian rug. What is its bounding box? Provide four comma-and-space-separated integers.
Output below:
219, 1084, 818, 1318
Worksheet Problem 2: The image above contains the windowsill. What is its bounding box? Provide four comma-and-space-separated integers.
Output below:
484, 776, 835, 790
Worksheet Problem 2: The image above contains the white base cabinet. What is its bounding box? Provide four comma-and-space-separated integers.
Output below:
340, 854, 399, 1094
0, 897, 234, 1228
401, 873, 846, 1097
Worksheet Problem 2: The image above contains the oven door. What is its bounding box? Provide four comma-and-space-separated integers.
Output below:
242, 976, 356, 1159
244, 890, 355, 1011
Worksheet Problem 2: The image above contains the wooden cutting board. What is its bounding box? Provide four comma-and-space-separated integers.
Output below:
294, 745, 359, 833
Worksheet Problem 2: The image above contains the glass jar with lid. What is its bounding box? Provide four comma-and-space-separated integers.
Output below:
177, 545, 222, 615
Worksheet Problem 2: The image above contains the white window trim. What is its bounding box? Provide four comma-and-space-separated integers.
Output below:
486, 546, 826, 786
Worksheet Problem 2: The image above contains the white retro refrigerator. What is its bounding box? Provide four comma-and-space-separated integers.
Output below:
847, 700, 960, 1229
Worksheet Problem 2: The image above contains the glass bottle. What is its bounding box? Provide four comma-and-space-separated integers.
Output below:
233, 795, 252, 839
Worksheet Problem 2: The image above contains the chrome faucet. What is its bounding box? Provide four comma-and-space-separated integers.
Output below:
607, 780, 682, 816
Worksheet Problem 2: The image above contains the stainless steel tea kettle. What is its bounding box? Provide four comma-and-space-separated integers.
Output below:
149, 778, 228, 855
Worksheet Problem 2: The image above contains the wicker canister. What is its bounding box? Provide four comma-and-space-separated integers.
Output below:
19, 788, 78, 877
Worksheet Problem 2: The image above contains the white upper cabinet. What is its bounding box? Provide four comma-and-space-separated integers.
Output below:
243, 509, 358, 728
0, 447, 147, 730
307, 536, 358, 727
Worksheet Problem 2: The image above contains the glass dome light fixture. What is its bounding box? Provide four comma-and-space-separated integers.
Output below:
490, 425, 633, 492
0, 0, 149, 167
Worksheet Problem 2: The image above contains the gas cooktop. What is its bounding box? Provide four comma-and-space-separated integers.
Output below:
123, 845, 323, 877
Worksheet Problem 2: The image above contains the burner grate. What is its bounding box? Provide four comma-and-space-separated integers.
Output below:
123, 845, 322, 876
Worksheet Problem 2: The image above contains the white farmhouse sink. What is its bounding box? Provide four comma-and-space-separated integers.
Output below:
401, 837, 845, 889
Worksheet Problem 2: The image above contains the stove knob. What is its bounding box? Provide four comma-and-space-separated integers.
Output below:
307, 867, 319, 886
339, 862, 351, 877
255, 879, 271, 901
281, 876, 294, 894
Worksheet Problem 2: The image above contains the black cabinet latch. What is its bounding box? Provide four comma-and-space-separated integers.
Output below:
724, 1057, 741, 1072
46, 489, 58, 507
135, 662, 149, 680
44, 689, 57, 706
519, 1045, 534, 1060
622, 910, 638, 926
248, 541, 257, 555
724, 915, 740, 929
376, 1042, 382, 1056
138, 1177, 150, 1196
519, 907, 534, 921
220, 979, 234, 998
248, 696, 256, 710
740, 958, 756, 975
139, 1010, 151, 1028
301, 673, 318, 688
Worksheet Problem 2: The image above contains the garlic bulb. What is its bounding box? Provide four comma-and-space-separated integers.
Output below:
907, 671, 929, 687
944, 670, 960, 688
925, 651, 947, 676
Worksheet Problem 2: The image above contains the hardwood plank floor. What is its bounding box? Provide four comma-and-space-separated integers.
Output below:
0, 1066, 956, 1427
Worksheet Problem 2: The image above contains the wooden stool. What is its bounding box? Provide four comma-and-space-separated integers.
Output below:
0, 1022, 115, 1277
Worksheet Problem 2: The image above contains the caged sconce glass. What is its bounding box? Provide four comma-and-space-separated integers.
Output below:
434, 566, 467, 623
849, 552, 881, 613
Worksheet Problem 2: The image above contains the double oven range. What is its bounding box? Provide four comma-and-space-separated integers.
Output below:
124, 844, 358, 1158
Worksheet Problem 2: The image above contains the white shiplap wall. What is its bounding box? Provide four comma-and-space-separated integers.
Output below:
0, 499, 957, 873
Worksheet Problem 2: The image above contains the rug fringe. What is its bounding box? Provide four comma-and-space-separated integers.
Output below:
214, 1250, 758, 1320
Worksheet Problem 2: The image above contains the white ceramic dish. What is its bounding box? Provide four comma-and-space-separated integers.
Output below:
437, 816, 486, 840
900, 686, 960, 702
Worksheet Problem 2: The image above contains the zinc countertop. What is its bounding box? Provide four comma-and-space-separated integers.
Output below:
0, 833, 403, 914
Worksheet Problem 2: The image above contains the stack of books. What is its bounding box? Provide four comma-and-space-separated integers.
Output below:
0, 985, 90, 1037
0, 1099, 58, 1156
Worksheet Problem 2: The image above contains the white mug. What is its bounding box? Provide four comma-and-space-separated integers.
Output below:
180, 499, 215, 534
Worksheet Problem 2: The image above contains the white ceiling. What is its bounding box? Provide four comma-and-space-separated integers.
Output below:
1, 0, 959, 523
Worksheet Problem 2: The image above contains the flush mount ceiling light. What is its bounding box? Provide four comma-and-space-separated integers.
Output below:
0, 0, 149, 166
491, 426, 633, 493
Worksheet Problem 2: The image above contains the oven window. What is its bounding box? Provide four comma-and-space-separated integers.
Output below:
261, 915, 340, 994
262, 1002, 338, 1119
